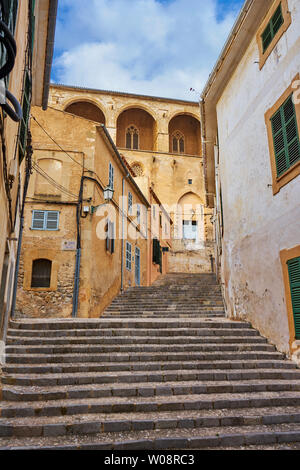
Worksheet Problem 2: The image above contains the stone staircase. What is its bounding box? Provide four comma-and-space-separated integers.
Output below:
1, 273, 300, 450
104, 273, 225, 318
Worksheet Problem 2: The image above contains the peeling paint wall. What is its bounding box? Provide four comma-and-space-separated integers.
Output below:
216, 0, 300, 359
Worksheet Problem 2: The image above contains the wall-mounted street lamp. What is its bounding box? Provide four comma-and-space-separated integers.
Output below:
91, 186, 114, 214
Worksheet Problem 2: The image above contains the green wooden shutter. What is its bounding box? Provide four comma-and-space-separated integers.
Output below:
287, 257, 300, 339
261, 3, 284, 53
272, 3, 284, 36
271, 94, 300, 177
262, 22, 272, 52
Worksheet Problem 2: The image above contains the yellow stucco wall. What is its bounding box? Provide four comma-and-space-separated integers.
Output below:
16, 107, 150, 318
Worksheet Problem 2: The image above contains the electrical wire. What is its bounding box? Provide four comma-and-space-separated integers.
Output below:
31, 161, 79, 199
32, 161, 78, 198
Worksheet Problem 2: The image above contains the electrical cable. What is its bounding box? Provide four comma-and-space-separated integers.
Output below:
30, 113, 106, 187
31, 161, 79, 199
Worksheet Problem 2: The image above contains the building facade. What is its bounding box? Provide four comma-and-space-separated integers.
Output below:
16, 106, 171, 318
48, 85, 214, 273
0, 0, 57, 339
201, 0, 300, 364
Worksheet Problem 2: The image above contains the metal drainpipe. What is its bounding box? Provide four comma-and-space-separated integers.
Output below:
72, 248, 81, 318
121, 174, 130, 293
72, 176, 83, 317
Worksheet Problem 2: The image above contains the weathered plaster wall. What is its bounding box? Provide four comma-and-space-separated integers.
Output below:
216, 0, 300, 356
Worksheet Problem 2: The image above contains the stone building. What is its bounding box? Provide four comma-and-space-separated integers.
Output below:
0, 0, 57, 339
16, 106, 171, 318
201, 0, 300, 364
49, 85, 214, 273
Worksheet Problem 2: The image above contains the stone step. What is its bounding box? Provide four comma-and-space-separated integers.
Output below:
5, 343, 276, 354
3, 380, 300, 403
102, 313, 225, 318
117, 297, 223, 301
5, 335, 269, 345
5, 327, 262, 338
104, 308, 225, 313
2, 424, 300, 450
0, 404, 298, 425
1, 390, 300, 416
3, 360, 297, 375
1, 391, 300, 416
1, 407, 300, 439
5, 351, 285, 365
8, 320, 251, 330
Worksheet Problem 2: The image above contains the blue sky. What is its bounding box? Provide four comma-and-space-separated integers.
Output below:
52, 0, 244, 100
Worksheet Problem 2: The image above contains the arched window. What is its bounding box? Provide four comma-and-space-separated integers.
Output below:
126, 126, 139, 150
172, 131, 185, 154
31, 259, 52, 288
131, 162, 144, 177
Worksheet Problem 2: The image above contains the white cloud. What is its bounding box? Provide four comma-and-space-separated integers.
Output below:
53, 0, 241, 100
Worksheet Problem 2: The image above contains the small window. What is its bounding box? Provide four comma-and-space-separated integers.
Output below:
188, 179, 192, 185
31, 210, 59, 231
109, 163, 114, 189
126, 126, 139, 150
287, 256, 300, 339
128, 192, 133, 215
106, 220, 115, 254
172, 131, 185, 154
126, 242, 132, 271
271, 94, 300, 177
31, 259, 52, 288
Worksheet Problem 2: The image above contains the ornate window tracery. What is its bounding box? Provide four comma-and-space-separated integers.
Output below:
172, 131, 185, 154
126, 125, 139, 150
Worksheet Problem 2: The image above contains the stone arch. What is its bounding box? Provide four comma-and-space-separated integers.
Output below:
116, 107, 156, 151
64, 99, 106, 125
178, 192, 204, 220
169, 114, 201, 156
116, 103, 157, 122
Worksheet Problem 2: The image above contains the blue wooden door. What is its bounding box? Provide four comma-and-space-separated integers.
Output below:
135, 247, 141, 286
